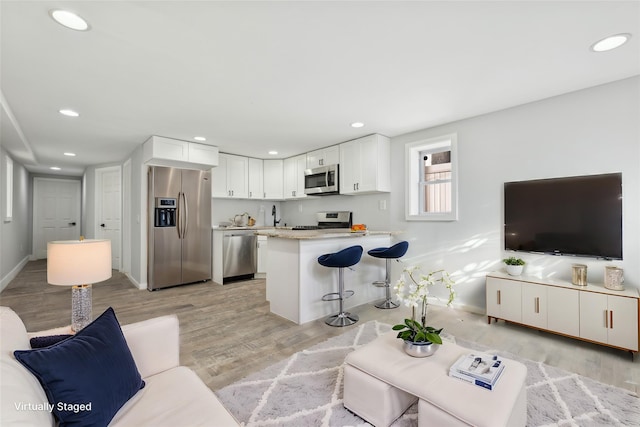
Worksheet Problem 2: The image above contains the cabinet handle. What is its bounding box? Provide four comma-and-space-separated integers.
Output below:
249, 191, 252, 197
610, 310, 613, 329
535, 297, 539, 314
604, 310, 608, 328
497, 290, 501, 305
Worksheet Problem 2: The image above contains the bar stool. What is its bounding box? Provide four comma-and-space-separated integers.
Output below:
368, 241, 409, 309
318, 245, 364, 327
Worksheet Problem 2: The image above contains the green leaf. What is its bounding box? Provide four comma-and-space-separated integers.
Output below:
425, 332, 443, 344
392, 324, 406, 330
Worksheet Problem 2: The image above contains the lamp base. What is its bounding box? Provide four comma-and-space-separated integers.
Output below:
71, 284, 92, 332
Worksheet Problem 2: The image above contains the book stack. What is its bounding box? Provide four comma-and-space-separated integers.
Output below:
449, 352, 505, 390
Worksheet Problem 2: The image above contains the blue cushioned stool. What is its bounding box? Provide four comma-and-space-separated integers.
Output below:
367, 241, 409, 309
318, 245, 364, 327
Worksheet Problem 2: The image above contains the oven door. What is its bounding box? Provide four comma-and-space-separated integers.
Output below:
304, 165, 339, 195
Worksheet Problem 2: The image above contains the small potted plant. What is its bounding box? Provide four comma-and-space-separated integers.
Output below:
392, 267, 455, 357
503, 256, 525, 276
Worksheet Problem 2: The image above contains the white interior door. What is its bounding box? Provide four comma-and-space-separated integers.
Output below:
33, 178, 81, 259
96, 166, 122, 270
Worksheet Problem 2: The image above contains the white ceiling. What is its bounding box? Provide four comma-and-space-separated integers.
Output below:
1, 1, 639, 176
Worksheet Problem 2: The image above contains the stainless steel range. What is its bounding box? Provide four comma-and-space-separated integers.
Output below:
292, 211, 352, 230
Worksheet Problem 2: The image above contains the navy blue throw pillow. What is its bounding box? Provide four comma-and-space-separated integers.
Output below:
30, 334, 73, 348
14, 307, 145, 427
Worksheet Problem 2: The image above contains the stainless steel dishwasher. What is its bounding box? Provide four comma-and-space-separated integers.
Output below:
222, 230, 257, 282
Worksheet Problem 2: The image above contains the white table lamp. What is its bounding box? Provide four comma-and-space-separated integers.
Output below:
47, 238, 112, 332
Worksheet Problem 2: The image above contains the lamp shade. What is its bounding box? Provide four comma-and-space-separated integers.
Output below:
47, 239, 112, 286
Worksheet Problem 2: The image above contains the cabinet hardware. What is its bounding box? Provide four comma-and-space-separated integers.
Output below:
535, 297, 539, 314
610, 310, 614, 329
497, 290, 501, 305
605, 310, 608, 328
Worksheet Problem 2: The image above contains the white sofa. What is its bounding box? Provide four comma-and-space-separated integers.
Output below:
0, 306, 239, 426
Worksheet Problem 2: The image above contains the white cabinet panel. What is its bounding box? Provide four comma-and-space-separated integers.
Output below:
547, 286, 579, 336
263, 159, 284, 200
306, 145, 340, 168
283, 155, 307, 199
522, 283, 546, 329
248, 158, 264, 199
339, 134, 390, 195
580, 292, 638, 351
486, 277, 521, 323
143, 136, 218, 168
188, 143, 219, 167
212, 153, 248, 198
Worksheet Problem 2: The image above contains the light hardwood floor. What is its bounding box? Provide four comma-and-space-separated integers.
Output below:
1, 260, 638, 394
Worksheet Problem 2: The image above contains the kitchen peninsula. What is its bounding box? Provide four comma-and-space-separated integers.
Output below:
256, 229, 396, 324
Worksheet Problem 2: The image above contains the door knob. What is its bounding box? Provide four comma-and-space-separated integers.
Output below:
68, 222, 76, 226
100, 223, 106, 228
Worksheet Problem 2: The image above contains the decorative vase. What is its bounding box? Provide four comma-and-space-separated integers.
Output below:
403, 340, 440, 358
506, 265, 523, 276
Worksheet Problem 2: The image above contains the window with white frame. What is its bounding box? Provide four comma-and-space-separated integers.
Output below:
405, 134, 457, 221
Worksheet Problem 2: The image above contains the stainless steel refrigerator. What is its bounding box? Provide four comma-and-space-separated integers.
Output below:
148, 166, 211, 290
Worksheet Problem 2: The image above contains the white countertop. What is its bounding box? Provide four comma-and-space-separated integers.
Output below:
254, 228, 399, 240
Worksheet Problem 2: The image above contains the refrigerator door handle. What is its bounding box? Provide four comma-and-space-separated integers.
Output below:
182, 192, 189, 238
176, 191, 183, 238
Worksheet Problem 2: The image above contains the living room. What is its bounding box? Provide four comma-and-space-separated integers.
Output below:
1, 2, 639, 426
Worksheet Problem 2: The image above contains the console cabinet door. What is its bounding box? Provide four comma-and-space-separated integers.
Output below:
486, 277, 521, 322
522, 283, 546, 329
580, 292, 609, 344
607, 295, 639, 351
547, 286, 579, 337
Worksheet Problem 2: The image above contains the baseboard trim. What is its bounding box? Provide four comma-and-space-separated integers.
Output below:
125, 272, 146, 290
0, 255, 31, 292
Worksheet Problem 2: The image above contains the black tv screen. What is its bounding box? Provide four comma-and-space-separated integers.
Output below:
504, 173, 622, 260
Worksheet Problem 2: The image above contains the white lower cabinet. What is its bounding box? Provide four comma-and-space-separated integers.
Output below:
580, 292, 639, 351
487, 273, 639, 352
486, 277, 522, 323
547, 286, 579, 337
522, 283, 547, 329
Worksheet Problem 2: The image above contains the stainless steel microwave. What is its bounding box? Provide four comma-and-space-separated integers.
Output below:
304, 164, 339, 195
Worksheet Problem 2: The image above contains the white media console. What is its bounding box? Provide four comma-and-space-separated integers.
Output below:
486, 271, 639, 354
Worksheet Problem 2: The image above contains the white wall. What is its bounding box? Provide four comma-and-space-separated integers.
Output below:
0, 149, 31, 290
389, 76, 640, 313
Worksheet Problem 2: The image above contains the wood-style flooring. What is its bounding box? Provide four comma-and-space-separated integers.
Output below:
1, 260, 638, 394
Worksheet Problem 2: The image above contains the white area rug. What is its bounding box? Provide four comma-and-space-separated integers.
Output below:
216, 321, 640, 426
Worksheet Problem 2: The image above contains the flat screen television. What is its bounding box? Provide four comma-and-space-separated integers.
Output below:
504, 173, 622, 260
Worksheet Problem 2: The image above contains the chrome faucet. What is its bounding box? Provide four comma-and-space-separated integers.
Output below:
272, 205, 280, 227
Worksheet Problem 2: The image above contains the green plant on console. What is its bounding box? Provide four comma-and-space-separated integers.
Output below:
502, 256, 525, 266
392, 267, 456, 345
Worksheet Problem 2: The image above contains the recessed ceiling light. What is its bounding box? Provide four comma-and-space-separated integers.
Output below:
59, 109, 79, 117
193, 136, 206, 142
268, 150, 278, 155
64, 152, 76, 157
591, 33, 631, 52
351, 122, 364, 128
49, 10, 90, 31
50, 167, 61, 171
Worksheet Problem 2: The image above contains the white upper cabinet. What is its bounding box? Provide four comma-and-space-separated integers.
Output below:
263, 159, 284, 200
212, 153, 248, 198
143, 136, 218, 169
248, 158, 264, 199
283, 155, 307, 199
306, 145, 340, 168
339, 134, 390, 195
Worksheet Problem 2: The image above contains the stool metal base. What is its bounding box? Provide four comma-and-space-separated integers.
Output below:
375, 299, 399, 309
325, 312, 359, 327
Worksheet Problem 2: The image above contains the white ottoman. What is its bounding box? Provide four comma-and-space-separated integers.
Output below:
344, 332, 527, 427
